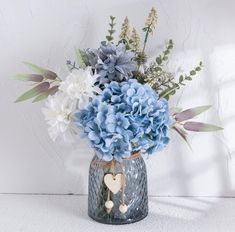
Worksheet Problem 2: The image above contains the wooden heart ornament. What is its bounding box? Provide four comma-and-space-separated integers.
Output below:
104, 173, 123, 194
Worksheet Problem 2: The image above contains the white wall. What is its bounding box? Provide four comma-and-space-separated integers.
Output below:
0, 0, 235, 196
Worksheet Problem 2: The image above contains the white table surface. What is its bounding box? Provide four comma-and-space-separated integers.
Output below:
0, 195, 234, 232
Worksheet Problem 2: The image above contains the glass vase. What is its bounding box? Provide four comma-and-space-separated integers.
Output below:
88, 154, 148, 224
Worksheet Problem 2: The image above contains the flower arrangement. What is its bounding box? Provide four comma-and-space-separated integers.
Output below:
12, 7, 222, 224
12, 7, 221, 155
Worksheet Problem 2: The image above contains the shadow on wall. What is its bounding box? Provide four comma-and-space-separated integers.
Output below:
145, 44, 235, 229
147, 43, 235, 198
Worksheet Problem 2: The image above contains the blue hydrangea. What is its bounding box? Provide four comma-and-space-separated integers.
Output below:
75, 79, 171, 161
86, 42, 137, 87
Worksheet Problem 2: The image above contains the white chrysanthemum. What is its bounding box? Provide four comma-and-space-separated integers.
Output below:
42, 91, 77, 141
59, 67, 101, 108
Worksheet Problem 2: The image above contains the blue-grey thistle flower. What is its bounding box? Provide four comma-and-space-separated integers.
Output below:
86, 42, 137, 87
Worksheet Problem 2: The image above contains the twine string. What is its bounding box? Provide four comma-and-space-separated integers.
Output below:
90, 151, 141, 169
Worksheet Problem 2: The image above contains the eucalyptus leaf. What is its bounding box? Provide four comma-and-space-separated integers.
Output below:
23, 62, 57, 80
190, 70, 196, 75
44, 70, 57, 80
175, 105, 212, 122
11, 74, 43, 82
156, 57, 162, 65
32, 92, 49, 102
15, 82, 50, 103
75, 49, 87, 69
179, 75, 184, 83
23, 62, 46, 75
183, 121, 223, 132
32, 85, 59, 103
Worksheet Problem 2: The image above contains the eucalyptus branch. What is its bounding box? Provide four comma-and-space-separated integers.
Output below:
159, 61, 203, 99
155, 39, 173, 66
106, 16, 116, 42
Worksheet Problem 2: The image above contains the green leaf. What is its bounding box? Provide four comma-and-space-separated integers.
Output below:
190, 70, 196, 75
108, 29, 115, 34
23, 62, 46, 75
156, 57, 162, 65
174, 83, 180, 88
75, 49, 87, 69
164, 50, 170, 55
10, 74, 43, 82
32, 92, 49, 102
170, 89, 176, 95
175, 105, 212, 122
183, 121, 223, 132
168, 39, 173, 49
179, 75, 184, 83
23, 62, 57, 80
44, 70, 57, 80
15, 82, 50, 103
155, 66, 162, 72
163, 56, 168, 61
159, 87, 176, 99
106, 35, 113, 41
32, 85, 59, 103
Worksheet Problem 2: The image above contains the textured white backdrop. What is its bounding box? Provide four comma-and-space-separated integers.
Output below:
0, 0, 234, 196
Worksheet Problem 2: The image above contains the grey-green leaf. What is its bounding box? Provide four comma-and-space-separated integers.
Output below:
32, 85, 59, 103
23, 62, 57, 80
175, 105, 212, 122
179, 75, 184, 83
11, 74, 44, 82
44, 70, 57, 80
156, 57, 162, 65
23, 62, 46, 75
183, 121, 223, 132
75, 49, 87, 69
15, 82, 50, 103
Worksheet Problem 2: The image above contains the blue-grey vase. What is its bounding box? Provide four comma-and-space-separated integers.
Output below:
88, 154, 148, 224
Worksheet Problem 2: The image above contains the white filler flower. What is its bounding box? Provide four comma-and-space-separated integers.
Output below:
59, 67, 101, 108
42, 92, 76, 141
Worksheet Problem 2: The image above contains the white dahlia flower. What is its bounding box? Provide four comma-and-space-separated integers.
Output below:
42, 91, 77, 141
59, 67, 101, 108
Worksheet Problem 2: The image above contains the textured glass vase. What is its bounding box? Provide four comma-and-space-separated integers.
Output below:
88, 154, 148, 224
